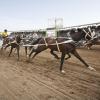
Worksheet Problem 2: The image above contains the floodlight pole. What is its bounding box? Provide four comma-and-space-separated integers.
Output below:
55, 18, 58, 37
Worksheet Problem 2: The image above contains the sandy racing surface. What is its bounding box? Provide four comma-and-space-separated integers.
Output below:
0, 46, 100, 100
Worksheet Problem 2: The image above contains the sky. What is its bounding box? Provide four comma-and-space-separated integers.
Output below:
0, 0, 100, 31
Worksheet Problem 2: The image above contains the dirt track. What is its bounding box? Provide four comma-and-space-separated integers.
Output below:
0, 46, 100, 100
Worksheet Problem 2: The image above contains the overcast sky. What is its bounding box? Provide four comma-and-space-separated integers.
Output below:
0, 0, 100, 31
